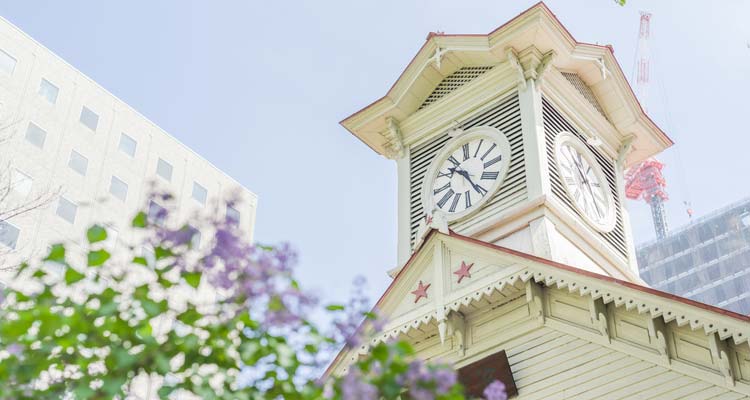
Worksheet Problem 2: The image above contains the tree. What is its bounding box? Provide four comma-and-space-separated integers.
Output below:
0, 125, 60, 268
0, 193, 506, 399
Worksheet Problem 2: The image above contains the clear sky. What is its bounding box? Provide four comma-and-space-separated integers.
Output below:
2, 1, 748, 303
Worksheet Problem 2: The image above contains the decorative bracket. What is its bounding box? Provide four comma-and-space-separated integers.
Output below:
506, 48, 526, 91
708, 333, 735, 387
616, 135, 635, 169
432, 47, 447, 70
526, 281, 545, 324
535, 50, 556, 88
507, 46, 556, 91
647, 317, 670, 365
571, 53, 610, 80
588, 297, 610, 343
382, 117, 405, 159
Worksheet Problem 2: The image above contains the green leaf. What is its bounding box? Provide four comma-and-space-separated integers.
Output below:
86, 225, 108, 243
132, 256, 148, 266
32, 269, 47, 279
155, 353, 170, 375
177, 308, 202, 325
73, 385, 96, 399
44, 243, 66, 263
184, 271, 201, 288
154, 246, 173, 260
394, 340, 414, 356
87, 249, 110, 267
131, 211, 147, 228
372, 343, 388, 363
158, 386, 177, 398
157, 276, 174, 288
325, 304, 345, 311
65, 267, 86, 285
141, 299, 167, 317
268, 295, 284, 311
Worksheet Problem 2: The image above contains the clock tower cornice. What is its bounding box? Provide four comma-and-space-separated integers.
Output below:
340, 2, 671, 167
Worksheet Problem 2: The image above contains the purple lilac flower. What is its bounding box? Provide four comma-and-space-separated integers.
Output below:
7, 343, 22, 357
340, 368, 377, 400
144, 191, 316, 329
433, 367, 457, 393
483, 380, 507, 400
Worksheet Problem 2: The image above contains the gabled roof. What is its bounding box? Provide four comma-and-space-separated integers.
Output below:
326, 229, 750, 376
341, 2, 672, 164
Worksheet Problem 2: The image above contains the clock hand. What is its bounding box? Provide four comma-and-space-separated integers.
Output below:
455, 169, 484, 195
574, 163, 602, 217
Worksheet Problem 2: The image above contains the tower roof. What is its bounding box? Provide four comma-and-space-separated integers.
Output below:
341, 2, 672, 166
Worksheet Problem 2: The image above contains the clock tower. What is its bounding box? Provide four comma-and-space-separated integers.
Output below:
329, 7, 750, 396
341, 3, 671, 283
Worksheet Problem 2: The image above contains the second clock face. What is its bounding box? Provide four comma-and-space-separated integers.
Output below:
426, 127, 511, 220
554, 132, 615, 232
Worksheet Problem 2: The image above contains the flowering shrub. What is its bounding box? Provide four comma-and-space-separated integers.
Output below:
0, 195, 506, 399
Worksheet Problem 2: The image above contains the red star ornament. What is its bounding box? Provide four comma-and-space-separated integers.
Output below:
453, 261, 474, 284
411, 280, 431, 303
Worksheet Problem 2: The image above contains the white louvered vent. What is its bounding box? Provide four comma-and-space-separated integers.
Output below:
419, 67, 493, 110
561, 72, 607, 118
543, 97, 628, 258
410, 93, 526, 246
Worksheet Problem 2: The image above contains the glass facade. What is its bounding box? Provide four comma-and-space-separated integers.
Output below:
638, 198, 750, 314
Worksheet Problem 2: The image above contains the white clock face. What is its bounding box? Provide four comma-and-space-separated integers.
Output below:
424, 127, 511, 221
554, 133, 615, 232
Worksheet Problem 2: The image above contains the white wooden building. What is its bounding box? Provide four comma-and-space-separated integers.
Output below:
328, 3, 750, 399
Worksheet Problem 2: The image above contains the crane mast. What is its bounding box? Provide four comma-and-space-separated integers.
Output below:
624, 12, 670, 240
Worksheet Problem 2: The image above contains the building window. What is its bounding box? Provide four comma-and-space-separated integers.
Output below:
118, 133, 137, 157
79, 106, 99, 131
0, 220, 20, 249
192, 182, 207, 205
38, 78, 59, 104
68, 150, 88, 176
104, 226, 119, 249
56, 197, 78, 224
741, 212, 750, 228
148, 201, 167, 226
0, 49, 16, 76
156, 158, 173, 182
109, 176, 128, 202
25, 122, 47, 149
10, 168, 32, 197
189, 226, 201, 248
226, 205, 240, 226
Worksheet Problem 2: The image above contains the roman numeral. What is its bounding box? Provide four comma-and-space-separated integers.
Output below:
434, 182, 451, 194
481, 171, 499, 180
449, 192, 462, 212
437, 189, 455, 209
483, 155, 502, 168
448, 156, 460, 167
481, 143, 497, 160
464, 191, 472, 208
475, 185, 488, 196
473, 139, 484, 158
438, 171, 452, 178
462, 143, 470, 161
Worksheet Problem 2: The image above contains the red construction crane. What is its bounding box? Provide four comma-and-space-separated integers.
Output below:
625, 158, 668, 239
625, 12, 670, 240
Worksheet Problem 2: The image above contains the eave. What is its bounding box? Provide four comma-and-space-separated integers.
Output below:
340, 2, 672, 164
325, 229, 750, 377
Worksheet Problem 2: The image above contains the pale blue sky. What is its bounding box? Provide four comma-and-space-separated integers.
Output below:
2, 1, 748, 303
